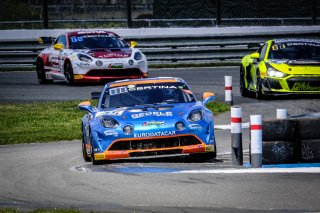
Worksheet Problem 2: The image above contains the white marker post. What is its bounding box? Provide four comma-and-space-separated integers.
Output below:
250, 115, 262, 168
277, 109, 288, 119
225, 76, 233, 105
231, 106, 243, 165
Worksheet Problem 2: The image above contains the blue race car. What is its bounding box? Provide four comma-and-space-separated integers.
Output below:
79, 77, 216, 164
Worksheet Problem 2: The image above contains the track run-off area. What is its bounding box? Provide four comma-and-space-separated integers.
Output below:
1, 67, 320, 212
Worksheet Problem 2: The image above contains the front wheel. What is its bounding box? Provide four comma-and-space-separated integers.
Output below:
82, 127, 90, 162
64, 61, 74, 86
89, 131, 101, 165
255, 78, 265, 100
240, 66, 249, 97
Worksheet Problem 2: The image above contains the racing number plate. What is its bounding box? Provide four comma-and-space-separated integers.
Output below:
108, 63, 123, 69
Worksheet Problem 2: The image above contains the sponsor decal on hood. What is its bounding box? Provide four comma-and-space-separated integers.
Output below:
88, 49, 132, 59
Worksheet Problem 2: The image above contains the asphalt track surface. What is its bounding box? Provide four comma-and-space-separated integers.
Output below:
1, 67, 320, 212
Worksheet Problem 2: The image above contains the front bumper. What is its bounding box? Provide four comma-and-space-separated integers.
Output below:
74, 68, 148, 82
94, 134, 215, 161
261, 75, 320, 94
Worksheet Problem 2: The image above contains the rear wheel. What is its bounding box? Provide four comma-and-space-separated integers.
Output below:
64, 61, 74, 85
36, 59, 53, 84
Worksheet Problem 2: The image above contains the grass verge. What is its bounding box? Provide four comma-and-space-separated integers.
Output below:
0, 101, 230, 145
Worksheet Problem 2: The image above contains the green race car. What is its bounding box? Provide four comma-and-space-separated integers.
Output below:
240, 39, 320, 99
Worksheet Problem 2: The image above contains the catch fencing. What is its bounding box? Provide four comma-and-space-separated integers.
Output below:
0, 0, 319, 29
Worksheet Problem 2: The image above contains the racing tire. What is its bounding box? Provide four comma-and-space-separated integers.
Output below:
81, 127, 90, 162
255, 77, 265, 100
240, 66, 250, 97
64, 61, 75, 86
89, 131, 101, 165
36, 59, 53, 84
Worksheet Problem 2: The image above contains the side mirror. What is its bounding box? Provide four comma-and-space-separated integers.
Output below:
250, 52, 260, 59
53, 43, 64, 51
130, 41, 138, 48
78, 101, 95, 114
202, 92, 215, 105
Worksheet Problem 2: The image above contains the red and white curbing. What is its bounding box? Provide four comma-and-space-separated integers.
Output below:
250, 115, 262, 168
225, 76, 233, 105
231, 106, 243, 165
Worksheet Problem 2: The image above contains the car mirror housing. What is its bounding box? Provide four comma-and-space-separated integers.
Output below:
130, 41, 138, 48
53, 43, 64, 51
250, 52, 260, 59
202, 92, 215, 105
78, 101, 95, 114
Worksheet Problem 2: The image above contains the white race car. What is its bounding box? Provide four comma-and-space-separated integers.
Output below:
36, 30, 148, 85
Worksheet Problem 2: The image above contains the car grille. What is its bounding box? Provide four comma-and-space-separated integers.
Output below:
266, 78, 282, 90
287, 77, 320, 91
108, 135, 202, 151
86, 68, 141, 77
129, 149, 183, 157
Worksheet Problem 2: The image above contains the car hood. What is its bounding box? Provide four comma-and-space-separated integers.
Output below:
267, 59, 320, 75
96, 102, 202, 122
79, 48, 132, 59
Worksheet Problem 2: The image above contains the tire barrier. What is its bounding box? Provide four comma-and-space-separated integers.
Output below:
231, 106, 243, 166
224, 76, 233, 105
252, 116, 320, 165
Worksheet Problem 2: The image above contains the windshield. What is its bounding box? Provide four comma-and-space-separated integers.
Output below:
68, 33, 129, 49
268, 41, 320, 61
101, 82, 196, 108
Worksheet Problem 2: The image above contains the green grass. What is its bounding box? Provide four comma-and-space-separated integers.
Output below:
0, 101, 230, 145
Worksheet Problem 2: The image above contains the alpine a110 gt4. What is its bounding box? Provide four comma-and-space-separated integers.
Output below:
240, 39, 320, 99
36, 30, 148, 85
79, 77, 216, 164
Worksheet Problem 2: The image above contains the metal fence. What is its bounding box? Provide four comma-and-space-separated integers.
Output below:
0, 0, 319, 29
1, 30, 319, 68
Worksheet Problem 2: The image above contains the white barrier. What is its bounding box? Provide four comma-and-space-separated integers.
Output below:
250, 115, 262, 168
231, 106, 243, 165
225, 76, 233, 105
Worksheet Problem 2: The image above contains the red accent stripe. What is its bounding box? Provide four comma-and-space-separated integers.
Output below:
225, 86, 232, 90
251, 124, 262, 130
231, 117, 241, 123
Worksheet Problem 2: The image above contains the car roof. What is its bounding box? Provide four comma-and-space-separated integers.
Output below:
271, 38, 320, 44
65, 30, 119, 37
108, 77, 185, 88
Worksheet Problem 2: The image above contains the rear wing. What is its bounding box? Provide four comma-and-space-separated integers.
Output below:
38, 37, 56, 44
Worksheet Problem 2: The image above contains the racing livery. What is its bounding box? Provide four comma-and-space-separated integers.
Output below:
240, 39, 320, 99
36, 30, 148, 85
79, 77, 216, 164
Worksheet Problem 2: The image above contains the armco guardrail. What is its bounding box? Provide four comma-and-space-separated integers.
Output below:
261, 117, 320, 164
0, 30, 320, 69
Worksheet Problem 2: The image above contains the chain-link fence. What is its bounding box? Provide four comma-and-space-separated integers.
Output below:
0, 0, 319, 29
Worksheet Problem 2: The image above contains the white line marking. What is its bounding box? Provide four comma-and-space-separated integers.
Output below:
175, 167, 320, 174
215, 122, 249, 130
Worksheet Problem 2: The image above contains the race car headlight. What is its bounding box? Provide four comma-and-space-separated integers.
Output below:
267, 67, 287, 78
134, 52, 143, 61
77, 53, 93, 63
123, 125, 134, 135
100, 117, 119, 128
175, 122, 185, 131
188, 110, 202, 122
